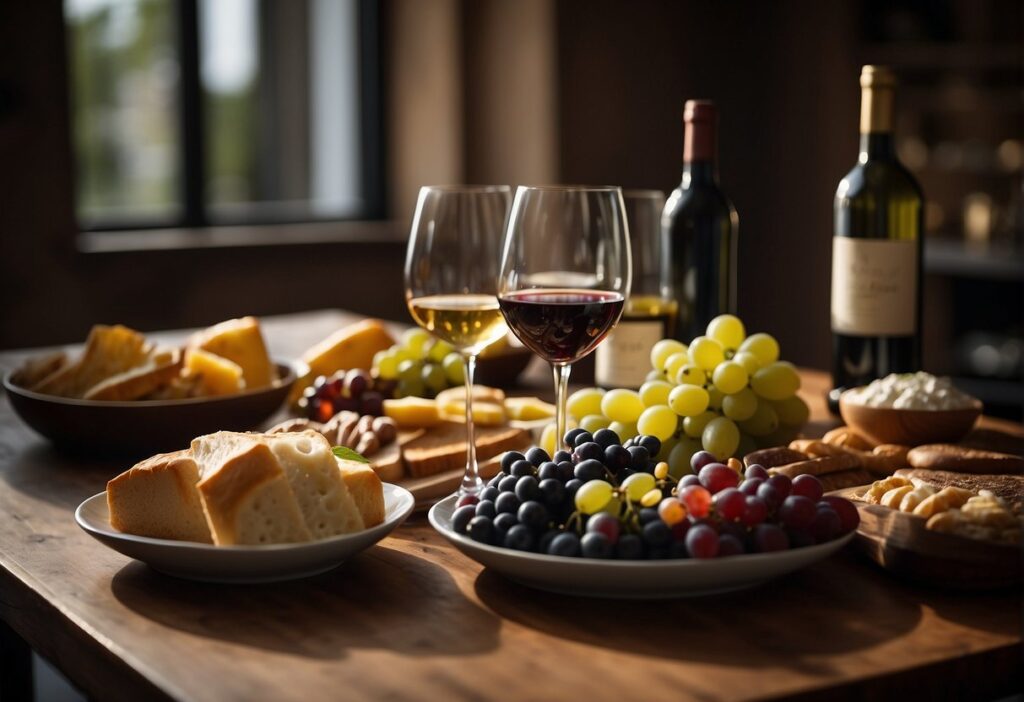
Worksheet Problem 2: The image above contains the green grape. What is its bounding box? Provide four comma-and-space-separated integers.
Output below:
712, 361, 749, 394
639, 380, 672, 407
702, 416, 740, 460
427, 339, 455, 362
574, 480, 614, 514
738, 333, 780, 366
539, 422, 557, 456
683, 411, 716, 438
722, 387, 758, 421
706, 314, 746, 351
401, 328, 432, 356
397, 378, 426, 398
662, 352, 689, 380
636, 405, 679, 441
738, 400, 779, 436
736, 432, 758, 459
567, 387, 605, 419
421, 363, 447, 394
688, 336, 725, 371
646, 369, 667, 383
667, 437, 702, 478
398, 359, 422, 382
650, 339, 687, 371
608, 420, 638, 442
601, 389, 645, 423
668, 385, 709, 417
674, 364, 707, 386
656, 433, 679, 461
579, 414, 612, 433
773, 395, 810, 427
707, 386, 725, 411
750, 361, 801, 401
621, 473, 657, 503
374, 351, 399, 380
732, 351, 762, 375
392, 346, 416, 364
442, 352, 465, 384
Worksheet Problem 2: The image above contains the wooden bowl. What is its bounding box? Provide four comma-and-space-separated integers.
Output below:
838, 389, 982, 447
4, 361, 297, 457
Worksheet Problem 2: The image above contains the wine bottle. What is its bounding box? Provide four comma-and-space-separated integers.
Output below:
661, 100, 738, 343
829, 66, 923, 413
595, 190, 677, 388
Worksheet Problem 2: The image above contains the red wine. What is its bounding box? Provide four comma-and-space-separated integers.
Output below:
498, 289, 625, 364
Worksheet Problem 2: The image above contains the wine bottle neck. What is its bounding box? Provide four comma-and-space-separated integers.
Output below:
682, 100, 717, 185
859, 132, 896, 161
682, 160, 717, 185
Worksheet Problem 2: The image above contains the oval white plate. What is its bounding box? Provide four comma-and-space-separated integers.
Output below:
429, 494, 854, 598
77, 483, 415, 584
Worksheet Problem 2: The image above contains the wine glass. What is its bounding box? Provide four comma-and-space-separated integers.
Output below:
497, 186, 631, 453
404, 185, 512, 495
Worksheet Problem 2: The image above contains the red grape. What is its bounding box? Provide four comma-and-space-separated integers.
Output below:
792, 474, 824, 502
586, 512, 621, 546
658, 498, 687, 526
679, 474, 702, 488
345, 369, 371, 397
778, 495, 817, 530
741, 495, 768, 526
756, 482, 782, 511
810, 506, 841, 543
753, 523, 789, 552
456, 494, 480, 508
717, 534, 745, 557
739, 477, 764, 496
744, 464, 769, 481
766, 474, 792, 499
820, 496, 860, 533
685, 524, 720, 558
670, 520, 690, 542
713, 488, 746, 521
690, 450, 718, 472
698, 463, 740, 494
678, 485, 712, 518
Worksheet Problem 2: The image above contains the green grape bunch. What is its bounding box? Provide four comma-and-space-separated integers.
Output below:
566, 315, 809, 477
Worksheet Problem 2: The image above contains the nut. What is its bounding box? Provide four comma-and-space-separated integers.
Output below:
336, 414, 361, 448
372, 416, 397, 445
268, 418, 322, 434
355, 432, 380, 456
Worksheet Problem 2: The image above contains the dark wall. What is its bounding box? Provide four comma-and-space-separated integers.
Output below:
555, 0, 861, 370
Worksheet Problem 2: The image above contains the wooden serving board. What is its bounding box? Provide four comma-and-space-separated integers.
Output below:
835, 485, 1021, 590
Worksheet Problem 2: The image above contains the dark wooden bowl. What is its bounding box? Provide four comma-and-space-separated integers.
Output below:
838, 389, 982, 446
3, 361, 297, 457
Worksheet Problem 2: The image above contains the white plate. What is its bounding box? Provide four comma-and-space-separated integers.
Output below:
76, 483, 415, 584
429, 495, 854, 598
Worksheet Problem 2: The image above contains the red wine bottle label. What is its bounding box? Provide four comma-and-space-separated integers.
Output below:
595, 319, 664, 388
830, 237, 917, 335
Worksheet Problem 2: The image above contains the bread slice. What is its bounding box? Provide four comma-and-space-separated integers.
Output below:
189, 316, 277, 389
84, 348, 183, 401
402, 422, 531, 478
106, 450, 212, 543
368, 440, 404, 483
33, 325, 152, 398
907, 444, 1023, 475
185, 347, 246, 396
193, 439, 312, 545
337, 459, 385, 527
894, 468, 1024, 515
13, 352, 68, 389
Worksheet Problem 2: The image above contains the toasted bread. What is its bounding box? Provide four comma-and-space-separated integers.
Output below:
188, 316, 277, 389
84, 349, 183, 401
907, 444, 1023, 475
33, 325, 152, 398
402, 421, 531, 478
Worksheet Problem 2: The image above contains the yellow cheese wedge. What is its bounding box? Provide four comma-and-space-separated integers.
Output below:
190, 316, 277, 389
438, 400, 507, 427
290, 319, 396, 404
185, 348, 245, 396
504, 396, 556, 421
383, 397, 443, 429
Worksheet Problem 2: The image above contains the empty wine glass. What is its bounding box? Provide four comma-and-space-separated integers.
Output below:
497, 186, 631, 452
404, 185, 511, 495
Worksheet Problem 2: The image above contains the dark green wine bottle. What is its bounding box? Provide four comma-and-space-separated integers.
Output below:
829, 66, 924, 413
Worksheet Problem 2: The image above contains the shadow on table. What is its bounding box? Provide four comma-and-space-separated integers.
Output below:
111, 545, 501, 660
0, 438, 116, 508
473, 550, 922, 675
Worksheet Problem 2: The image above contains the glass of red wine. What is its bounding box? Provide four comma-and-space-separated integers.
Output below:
498, 186, 631, 451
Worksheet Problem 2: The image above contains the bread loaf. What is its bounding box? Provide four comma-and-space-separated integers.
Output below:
193, 441, 313, 545
106, 450, 212, 543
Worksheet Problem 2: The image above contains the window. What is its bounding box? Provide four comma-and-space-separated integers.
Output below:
64, 0, 383, 230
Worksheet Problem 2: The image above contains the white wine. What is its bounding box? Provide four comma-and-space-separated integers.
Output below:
829, 66, 923, 413
407, 294, 507, 354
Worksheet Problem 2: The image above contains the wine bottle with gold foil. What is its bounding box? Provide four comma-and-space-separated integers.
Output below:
829, 66, 923, 413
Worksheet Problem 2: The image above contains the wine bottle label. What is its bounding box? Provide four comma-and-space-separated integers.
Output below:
831, 237, 917, 336
595, 320, 664, 388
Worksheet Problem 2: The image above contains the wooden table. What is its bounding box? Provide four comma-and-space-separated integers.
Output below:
0, 310, 1020, 702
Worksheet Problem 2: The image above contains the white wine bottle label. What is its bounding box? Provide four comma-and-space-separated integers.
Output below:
596, 320, 664, 388
831, 237, 917, 336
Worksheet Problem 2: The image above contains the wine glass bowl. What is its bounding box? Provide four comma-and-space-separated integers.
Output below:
498, 185, 631, 450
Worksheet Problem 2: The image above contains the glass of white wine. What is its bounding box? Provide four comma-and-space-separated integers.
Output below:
405, 185, 512, 495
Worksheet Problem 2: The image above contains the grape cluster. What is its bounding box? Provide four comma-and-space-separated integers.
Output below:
301, 369, 392, 423
566, 314, 810, 474
371, 328, 465, 399
451, 430, 859, 560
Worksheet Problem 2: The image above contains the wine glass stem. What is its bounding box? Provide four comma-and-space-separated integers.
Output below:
552, 362, 572, 453
459, 353, 482, 495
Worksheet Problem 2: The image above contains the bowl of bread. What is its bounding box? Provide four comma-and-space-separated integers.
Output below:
4, 317, 297, 456
76, 429, 414, 582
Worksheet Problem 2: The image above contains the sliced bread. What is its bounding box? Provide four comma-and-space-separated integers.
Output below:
401, 422, 531, 478
337, 459, 385, 527
84, 348, 183, 401
106, 449, 212, 543
193, 439, 312, 545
